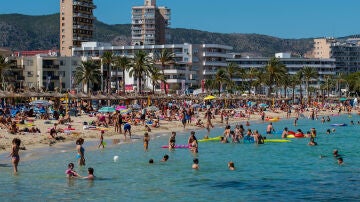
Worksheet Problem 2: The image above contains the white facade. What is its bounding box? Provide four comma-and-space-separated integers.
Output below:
73, 42, 233, 91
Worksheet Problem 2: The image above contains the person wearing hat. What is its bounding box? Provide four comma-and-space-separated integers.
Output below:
98, 130, 105, 149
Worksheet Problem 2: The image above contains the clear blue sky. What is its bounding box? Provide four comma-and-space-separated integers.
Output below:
0, 0, 359, 39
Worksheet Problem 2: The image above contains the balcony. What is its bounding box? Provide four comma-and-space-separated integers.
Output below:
73, 13, 94, 19
203, 52, 231, 58
202, 61, 228, 67
73, 1, 96, 8
43, 65, 60, 69
202, 70, 217, 75
167, 78, 187, 83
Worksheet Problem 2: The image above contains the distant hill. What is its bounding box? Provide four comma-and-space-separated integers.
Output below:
0, 13, 351, 57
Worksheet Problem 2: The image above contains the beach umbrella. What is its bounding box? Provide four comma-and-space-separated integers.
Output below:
191, 103, 201, 108
120, 108, 132, 115
116, 105, 127, 111
98, 106, 116, 113
146, 106, 159, 112
132, 104, 141, 109
339, 97, 347, 101
259, 103, 269, 108
29, 100, 52, 106
204, 95, 216, 100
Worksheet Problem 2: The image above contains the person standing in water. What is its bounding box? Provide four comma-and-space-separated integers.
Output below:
76, 138, 86, 166
188, 131, 198, 153
98, 130, 105, 149
168, 132, 176, 150
9, 138, 21, 173
143, 132, 150, 151
266, 122, 275, 134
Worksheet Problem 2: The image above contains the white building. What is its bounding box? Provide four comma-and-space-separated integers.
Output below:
73, 42, 233, 92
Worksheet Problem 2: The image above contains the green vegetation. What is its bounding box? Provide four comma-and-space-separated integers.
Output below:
0, 13, 316, 56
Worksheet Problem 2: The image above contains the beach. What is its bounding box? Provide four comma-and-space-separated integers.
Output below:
0, 106, 339, 156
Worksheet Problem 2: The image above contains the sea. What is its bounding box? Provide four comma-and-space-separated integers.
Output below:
0, 114, 359, 201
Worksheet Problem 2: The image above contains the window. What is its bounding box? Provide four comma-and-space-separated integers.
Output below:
27, 71, 34, 77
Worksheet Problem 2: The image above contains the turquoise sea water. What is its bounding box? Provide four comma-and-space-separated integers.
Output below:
1, 114, 360, 201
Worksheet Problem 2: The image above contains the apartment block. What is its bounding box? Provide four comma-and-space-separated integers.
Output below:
132, 0, 170, 46
60, 0, 96, 56
73, 42, 233, 91
312, 38, 360, 73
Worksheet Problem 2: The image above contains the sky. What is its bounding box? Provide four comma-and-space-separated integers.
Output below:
0, 0, 359, 39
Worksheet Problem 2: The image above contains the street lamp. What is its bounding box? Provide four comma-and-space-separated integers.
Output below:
69, 46, 73, 91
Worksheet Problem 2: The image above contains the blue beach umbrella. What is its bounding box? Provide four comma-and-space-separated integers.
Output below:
98, 106, 116, 113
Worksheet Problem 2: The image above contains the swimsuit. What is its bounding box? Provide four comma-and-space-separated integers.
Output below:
12, 155, 19, 161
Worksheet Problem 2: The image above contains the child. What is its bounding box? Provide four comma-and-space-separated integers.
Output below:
143, 132, 150, 151
98, 130, 105, 148
83, 167, 95, 180
9, 138, 21, 173
145, 125, 151, 132
228, 161, 235, 170
65, 163, 80, 178
161, 154, 169, 162
192, 158, 199, 169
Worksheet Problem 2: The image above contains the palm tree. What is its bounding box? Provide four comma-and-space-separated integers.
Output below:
295, 70, 304, 103
74, 61, 101, 94
0, 55, 11, 89
148, 65, 165, 94
155, 49, 175, 94
129, 50, 152, 93
204, 79, 215, 93
301, 66, 318, 105
280, 73, 292, 98
101, 51, 114, 94
288, 74, 300, 103
114, 56, 131, 94
214, 68, 229, 96
264, 57, 288, 96
224, 62, 240, 91
246, 67, 258, 94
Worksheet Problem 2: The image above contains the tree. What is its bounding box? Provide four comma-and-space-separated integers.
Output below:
224, 62, 241, 91
214, 68, 229, 96
288, 74, 301, 103
101, 51, 114, 94
301, 66, 318, 105
263, 57, 288, 96
114, 56, 131, 94
129, 51, 152, 94
74, 61, 101, 94
295, 70, 304, 103
0, 55, 11, 89
155, 49, 175, 94
246, 67, 258, 94
148, 65, 165, 94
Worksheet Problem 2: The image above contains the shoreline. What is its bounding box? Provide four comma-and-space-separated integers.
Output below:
0, 108, 348, 157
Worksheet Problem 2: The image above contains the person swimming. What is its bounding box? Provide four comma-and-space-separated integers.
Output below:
228, 161, 235, 170
192, 158, 199, 169
66, 163, 80, 178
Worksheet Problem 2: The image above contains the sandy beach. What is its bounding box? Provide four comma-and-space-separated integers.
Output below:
0, 106, 340, 156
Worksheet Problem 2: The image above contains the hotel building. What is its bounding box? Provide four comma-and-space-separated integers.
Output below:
73, 42, 232, 91
60, 0, 96, 56
131, 0, 170, 45
312, 38, 360, 73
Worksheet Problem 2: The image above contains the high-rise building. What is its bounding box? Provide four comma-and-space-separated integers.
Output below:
131, 0, 170, 46
312, 38, 360, 73
60, 0, 96, 56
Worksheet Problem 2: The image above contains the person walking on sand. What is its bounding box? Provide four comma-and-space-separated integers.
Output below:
76, 138, 86, 166
98, 130, 105, 149
115, 110, 123, 134
123, 122, 132, 139
9, 138, 21, 173
204, 109, 214, 133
